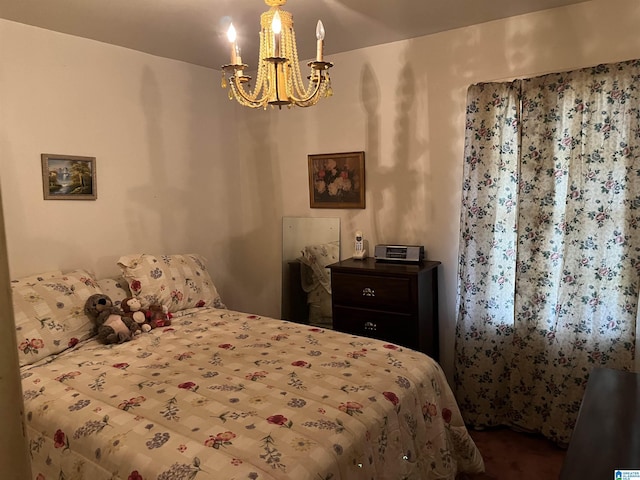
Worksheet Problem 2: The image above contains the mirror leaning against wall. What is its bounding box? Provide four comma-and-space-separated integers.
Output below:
281, 217, 340, 328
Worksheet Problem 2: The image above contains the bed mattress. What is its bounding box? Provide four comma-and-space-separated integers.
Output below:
22, 307, 484, 479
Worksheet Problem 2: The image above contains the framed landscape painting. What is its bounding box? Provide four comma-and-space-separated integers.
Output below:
41, 153, 96, 200
308, 151, 365, 209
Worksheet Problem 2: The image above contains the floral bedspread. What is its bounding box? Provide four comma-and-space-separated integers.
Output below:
21, 308, 484, 480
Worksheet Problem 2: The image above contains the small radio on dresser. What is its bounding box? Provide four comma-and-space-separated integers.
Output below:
374, 244, 425, 263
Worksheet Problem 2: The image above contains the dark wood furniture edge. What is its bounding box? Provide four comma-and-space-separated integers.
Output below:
560, 367, 640, 479
286, 260, 309, 324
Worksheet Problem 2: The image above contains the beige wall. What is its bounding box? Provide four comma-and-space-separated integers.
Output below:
2, 0, 640, 390
0, 19, 253, 311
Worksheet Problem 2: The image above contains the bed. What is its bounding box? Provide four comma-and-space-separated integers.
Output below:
14, 253, 484, 479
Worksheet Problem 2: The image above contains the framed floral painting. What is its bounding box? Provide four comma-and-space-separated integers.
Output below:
308, 151, 365, 209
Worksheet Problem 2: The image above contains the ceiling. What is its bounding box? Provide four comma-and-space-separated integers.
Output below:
0, 0, 590, 70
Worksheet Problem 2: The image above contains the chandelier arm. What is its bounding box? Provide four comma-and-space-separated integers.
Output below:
287, 70, 325, 104
228, 75, 272, 108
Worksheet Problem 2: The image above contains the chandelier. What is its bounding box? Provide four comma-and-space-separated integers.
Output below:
221, 0, 334, 109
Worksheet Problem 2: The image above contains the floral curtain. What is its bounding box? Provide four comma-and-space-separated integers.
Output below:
454, 59, 640, 445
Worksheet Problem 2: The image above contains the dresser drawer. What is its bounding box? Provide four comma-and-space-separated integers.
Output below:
328, 257, 441, 359
331, 272, 412, 312
333, 306, 418, 349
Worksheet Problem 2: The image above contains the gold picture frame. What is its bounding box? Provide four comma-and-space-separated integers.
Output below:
41, 153, 97, 200
308, 151, 365, 209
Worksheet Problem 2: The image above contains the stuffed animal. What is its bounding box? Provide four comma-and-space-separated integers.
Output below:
145, 304, 172, 329
84, 293, 141, 344
121, 297, 152, 333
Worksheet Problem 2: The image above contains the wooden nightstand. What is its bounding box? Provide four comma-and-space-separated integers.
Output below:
328, 257, 440, 359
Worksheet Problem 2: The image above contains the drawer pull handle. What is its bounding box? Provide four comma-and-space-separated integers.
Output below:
364, 321, 377, 331
362, 287, 375, 297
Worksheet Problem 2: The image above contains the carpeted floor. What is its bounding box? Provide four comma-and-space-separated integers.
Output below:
458, 427, 566, 480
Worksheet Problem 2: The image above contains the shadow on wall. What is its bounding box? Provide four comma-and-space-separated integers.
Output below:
108, 66, 191, 270
126, 64, 274, 314
355, 63, 379, 241
359, 57, 429, 247
223, 111, 283, 316
99, 65, 226, 276
183, 64, 234, 300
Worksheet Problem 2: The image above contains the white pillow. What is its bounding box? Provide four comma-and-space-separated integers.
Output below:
96, 276, 132, 307
12, 269, 101, 366
117, 253, 225, 313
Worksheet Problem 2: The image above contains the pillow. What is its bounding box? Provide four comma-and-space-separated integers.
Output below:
298, 242, 339, 294
12, 269, 102, 367
11, 270, 62, 284
117, 253, 225, 313
96, 276, 132, 307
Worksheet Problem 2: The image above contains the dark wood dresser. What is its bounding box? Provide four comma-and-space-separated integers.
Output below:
560, 367, 640, 479
328, 257, 440, 360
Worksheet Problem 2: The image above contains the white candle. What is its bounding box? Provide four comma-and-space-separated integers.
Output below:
227, 23, 238, 64
316, 20, 325, 62
272, 11, 282, 57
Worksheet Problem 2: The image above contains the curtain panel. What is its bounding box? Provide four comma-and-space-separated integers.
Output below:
454, 59, 640, 445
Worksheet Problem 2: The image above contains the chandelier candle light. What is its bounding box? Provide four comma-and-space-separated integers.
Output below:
221, 0, 333, 109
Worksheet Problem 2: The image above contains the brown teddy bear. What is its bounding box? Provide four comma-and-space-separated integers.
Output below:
84, 294, 141, 344
145, 304, 172, 329
121, 297, 152, 333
